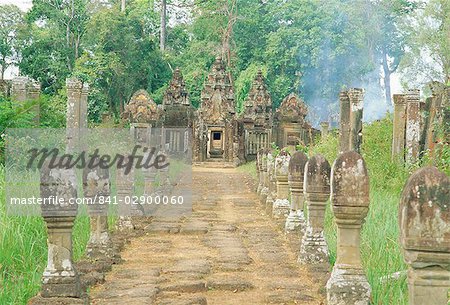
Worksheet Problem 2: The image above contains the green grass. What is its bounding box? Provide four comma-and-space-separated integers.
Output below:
237, 160, 257, 180
0, 155, 183, 304
0, 165, 90, 304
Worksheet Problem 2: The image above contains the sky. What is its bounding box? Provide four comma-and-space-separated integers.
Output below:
0, 0, 32, 11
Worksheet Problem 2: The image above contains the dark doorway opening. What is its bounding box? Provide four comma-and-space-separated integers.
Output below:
213, 132, 221, 140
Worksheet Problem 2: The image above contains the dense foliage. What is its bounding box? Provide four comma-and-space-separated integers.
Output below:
0, 0, 447, 122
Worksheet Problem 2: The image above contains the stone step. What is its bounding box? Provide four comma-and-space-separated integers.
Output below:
193, 161, 236, 168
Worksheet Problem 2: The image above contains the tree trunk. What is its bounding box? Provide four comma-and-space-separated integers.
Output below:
160, 0, 167, 52
75, 34, 80, 60
382, 49, 392, 105
121, 0, 126, 12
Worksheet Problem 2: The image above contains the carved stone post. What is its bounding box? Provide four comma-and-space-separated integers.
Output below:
83, 160, 113, 261
405, 89, 421, 164
80, 83, 89, 129
399, 166, 450, 305
392, 94, 407, 161
116, 155, 139, 230
326, 151, 371, 305
259, 149, 269, 204
158, 150, 171, 191
339, 91, 351, 153
272, 150, 290, 219
298, 154, 331, 264
66, 78, 88, 152
264, 151, 275, 213
285, 151, 308, 232
320, 122, 329, 139
11, 76, 28, 101
40, 161, 80, 298
144, 162, 158, 196
348, 88, 364, 153
256, 149, 263, 194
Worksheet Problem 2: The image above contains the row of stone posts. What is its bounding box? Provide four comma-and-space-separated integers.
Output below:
255, 148, 449, 305
33, 78, 172, 303
392, 86, 449, 165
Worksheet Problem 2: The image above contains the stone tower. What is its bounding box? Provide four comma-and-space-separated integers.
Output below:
240, 70, 273, 160
193, 57, 237, 163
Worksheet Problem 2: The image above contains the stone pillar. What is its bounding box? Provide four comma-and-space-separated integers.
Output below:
298, 154, 331, 264
392, 94, 407, 161
116, 155, 139, 230
142, 146, 157, 199
83, 160, 113, 261
339, 91, 351, 153
28, 80, 41, 100
80, 83, 89, 129
264, 151, 275, 213
320, 122, 329, 139
272, 150, 291, 219
285, 151, 308, 232
11, 76, 28, 102
326, 151, 371, 305
256, 149, 263, 194
66, 78, 88, 152
158, 150, 171, 191
259, 149, 269, 204
348, 88, 364, 153
405, 89, 420, 164
40, 160, 80, 298
399, 166, 450, 305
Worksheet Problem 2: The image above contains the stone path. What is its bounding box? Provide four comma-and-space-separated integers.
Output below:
90, 167, 325, 305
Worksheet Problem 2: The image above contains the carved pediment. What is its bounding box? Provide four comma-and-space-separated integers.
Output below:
242, 70, 272, 125
276, 93, 308, 122
199, 57, 236, 124
122, 90, 161, 123
163, 68, 190, 106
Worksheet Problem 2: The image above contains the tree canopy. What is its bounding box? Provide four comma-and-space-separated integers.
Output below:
0, 0, 447, 123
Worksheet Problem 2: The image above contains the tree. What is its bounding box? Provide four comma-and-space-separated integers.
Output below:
160, 0, 167, 51
354, 0, 416, 104
27, 0, 90, 71
0, 5, 24, 80
75, 1, 171, 119
400, 0, 450, 86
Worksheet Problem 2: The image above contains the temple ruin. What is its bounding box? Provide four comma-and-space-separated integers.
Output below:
162, 68, 194, 155
239, 70, 273, 160
273, 93, 315, 148
193, 57, 238, 164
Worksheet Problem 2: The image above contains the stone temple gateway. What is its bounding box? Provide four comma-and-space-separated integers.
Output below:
193, 57, 238, 164
122, 57, 318, 166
